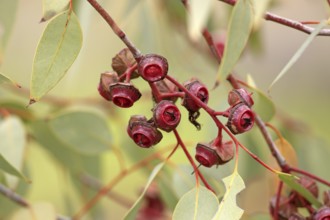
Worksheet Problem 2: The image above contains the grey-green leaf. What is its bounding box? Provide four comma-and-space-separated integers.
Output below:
0, 116, 28, 183
212, 172, 245, 220
41, 0, 70, 22
268, 20, 328, 91
188, 0, 213, 40
278, 173, 322, 208
49, 111, 112, 155
0, 1, 18, 52
247, 75, 275, 122
215, 0, 254, 84
0, 72, 20, 88
30, 10, 82, 103
124, 163, 165, 220
173, 186, 219, 220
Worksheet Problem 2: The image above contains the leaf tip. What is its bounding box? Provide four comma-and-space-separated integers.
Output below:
212, 80, 220, 90
27, 99, 37, 108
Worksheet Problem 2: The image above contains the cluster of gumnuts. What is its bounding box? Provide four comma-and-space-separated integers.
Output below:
98, 48, 255, 168
269, 176, 330, 220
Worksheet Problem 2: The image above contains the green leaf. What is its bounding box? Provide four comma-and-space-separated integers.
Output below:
172, 165, 196, 198
41, 0, 70, 22
30, 120, 101, 173
0, 72, 20, 88
0, 1, 19, 52
124, 163, 165, 220
216, 0, 254, 84
278, 173, 322, 208
247, 75, 275, 122
188, 0, 213, 41
0, 116, 29, 183
30, 10, 82, 103
49, 111, 112, 155
268, 20, 328, 91
212, 171, 245, 220
173, 186, 219, 220
251, 0, 271, 29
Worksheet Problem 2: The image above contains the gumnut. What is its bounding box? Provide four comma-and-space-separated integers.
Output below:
153, 78, 179, 103
127, 115, 162, 148
195, 139, 234, 168
269, 195, 297, 220
289, 213, 305, 220
97, 71, 119, 101
195, 143, 220, 168
153, 100, 181, 132
290, 176, 319, 207
137, 54, 168, 82
109, 82, 141, 108
228, 88, 254, 107
182, 79, 209, 112
324, 190, 330, 207
111, 48, 139, 78
313, 206, 330, 220
226, 104, 254, 134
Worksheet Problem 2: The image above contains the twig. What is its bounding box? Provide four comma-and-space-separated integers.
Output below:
219, 0, 330, 36
80, 174, 134, 208
0, 184, 29, 207
0, 184, 69, 220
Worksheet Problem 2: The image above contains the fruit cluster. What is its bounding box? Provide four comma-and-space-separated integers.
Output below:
98, 48, 255, 167
269, 177, 330, 220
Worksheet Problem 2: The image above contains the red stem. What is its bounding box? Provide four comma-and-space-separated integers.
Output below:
274, 181, 283, 220
290, 167, 330, 187
173, 129, 215, 193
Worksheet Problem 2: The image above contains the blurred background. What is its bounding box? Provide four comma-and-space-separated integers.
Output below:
1, 0, 330, 219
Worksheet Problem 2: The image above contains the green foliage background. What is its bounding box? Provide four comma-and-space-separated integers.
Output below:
0, 0, 330, 219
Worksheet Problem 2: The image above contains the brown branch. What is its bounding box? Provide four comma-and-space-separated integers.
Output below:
0, 184, 69, 220
219, 0, 330, 36
80, 174, 134, 208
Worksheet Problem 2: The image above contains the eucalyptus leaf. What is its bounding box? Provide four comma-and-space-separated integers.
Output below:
188, 0, 213, 41
247, 75, 275, 122
49, 111, 112, 155
278, 172, 322, 208
216, 0, 254, 85
124, 163, 165, 220
268, 20, 328, 91
0, 72, 20, 88
0, 116, 28, 184
41, 0, 70, 22
0, 1, 18, 51
173, 186, 219, 220
30, 10, 82, 103
212, 171, 245, 220
31, 120, 101, 173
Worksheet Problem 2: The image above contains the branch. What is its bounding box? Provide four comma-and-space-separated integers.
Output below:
0, 184, 69, 220
219, 0, 330, 36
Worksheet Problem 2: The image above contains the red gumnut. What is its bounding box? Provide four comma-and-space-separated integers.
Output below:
195, 143, 220, 168
214, 140, 234, 165
228, 88, 254, 107
97, 71, 119, 101
289, 176, 319, 207
182, 79, 209, 112
153, 100, 181, 132
324, 190, 330, 207
127, 116, 162, 148
137, 54, 168, 82
109, 82, 141, 108
153, 78, 179, 103
226, 104, 254, 134
313, 207, 330, 220
269, 195, 297, 220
